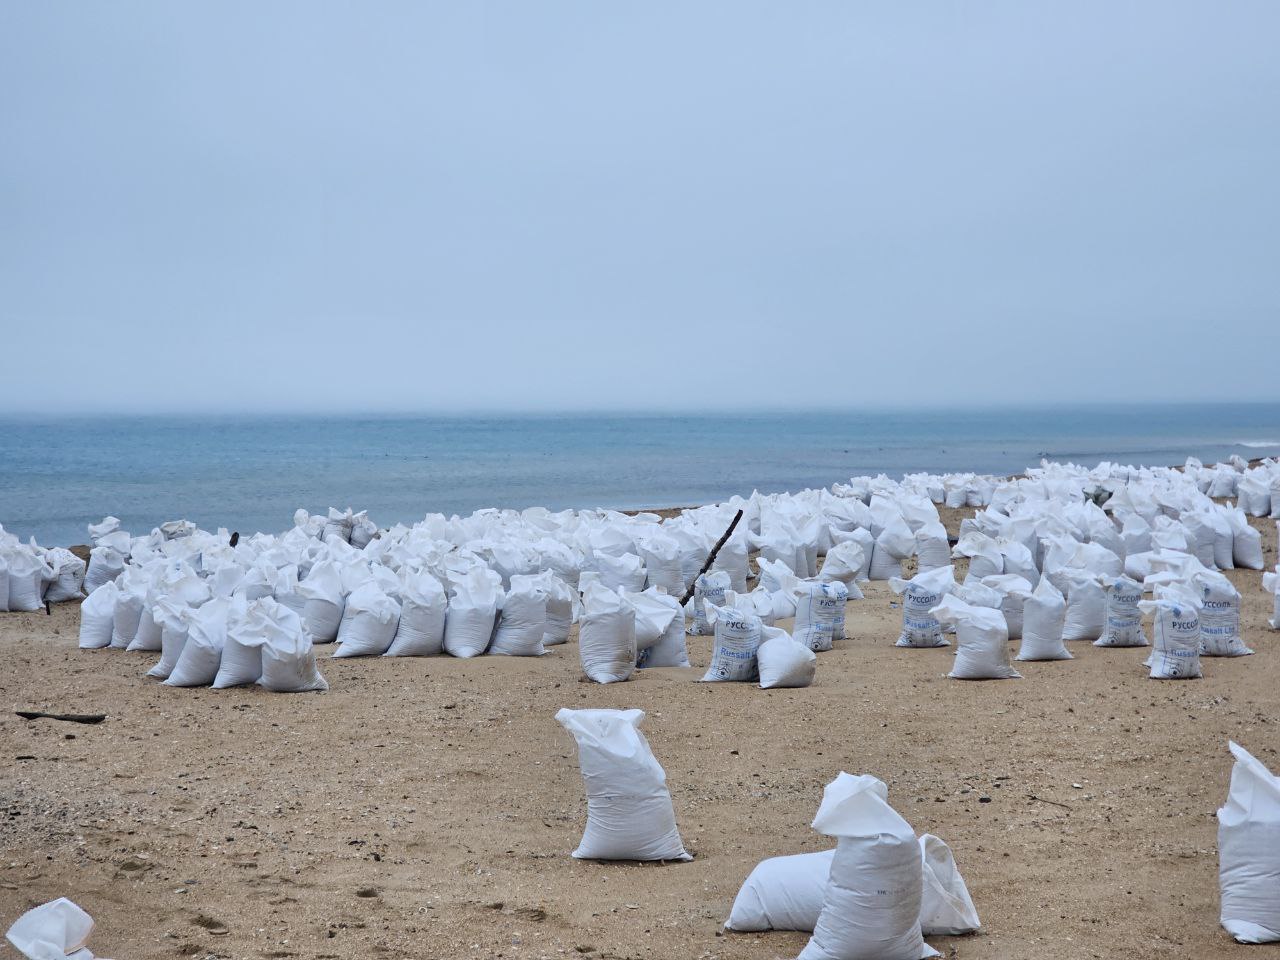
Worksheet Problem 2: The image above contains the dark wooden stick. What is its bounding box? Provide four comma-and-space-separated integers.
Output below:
16, 711, 107, 725
679, 509, 744, 607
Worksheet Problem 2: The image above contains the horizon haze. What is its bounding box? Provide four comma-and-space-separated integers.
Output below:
2, 2, 1278, 414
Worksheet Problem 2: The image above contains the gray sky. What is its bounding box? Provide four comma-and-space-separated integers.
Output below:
2, 2, 1277, 414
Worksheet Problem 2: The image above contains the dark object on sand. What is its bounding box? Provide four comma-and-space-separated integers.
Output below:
16, 711, 107, 725
679, 509, 744, 607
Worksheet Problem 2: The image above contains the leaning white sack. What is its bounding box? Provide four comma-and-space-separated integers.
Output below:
889, 565, 954, 649
930, 594, 1021, 680
691, 570, 731, 636
700, 602, 763, 682
334, 582, 402, 657
798, 772, 937, 960
146, 597, 192, 679
384, 571, 447, 656
515, 569, 574, 646
757, 627, 817, 689
5, 896, 110, 960
1218, 740, 1280, 943
578, 581, 636, 683
636, 591, 690, 669
109, 569, 147, 649
627, 589, 680, 653
1095, 575, 1147, 647
725, 849, 834, 931
819, 541, 866, 590
43, 548, 86, 603
78, 583, 118, 649
442, 567, 501, 658
258, 598, 329, 693
918, 834, 980, 936
979, 574, 1032, 640
1016, 578, 1071, 661
1142, 594, 1203, 680
555, 707, 691, 862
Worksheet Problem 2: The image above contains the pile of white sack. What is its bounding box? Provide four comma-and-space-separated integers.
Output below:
0, 524, 86, 612
725, 771, 979, 957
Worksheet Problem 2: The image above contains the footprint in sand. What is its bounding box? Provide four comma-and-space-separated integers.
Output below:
192, 915, 229, 936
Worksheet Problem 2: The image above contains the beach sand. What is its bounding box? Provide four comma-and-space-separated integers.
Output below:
1, 506, 1277, 960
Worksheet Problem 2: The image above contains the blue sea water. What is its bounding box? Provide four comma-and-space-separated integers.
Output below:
1, 404, 1277, 547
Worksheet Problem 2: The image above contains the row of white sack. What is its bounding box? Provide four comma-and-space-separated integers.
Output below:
953, 503, 1266, 579
557, 707, 977, 958
887, 564, 1247, 680
81, 594, 330, 692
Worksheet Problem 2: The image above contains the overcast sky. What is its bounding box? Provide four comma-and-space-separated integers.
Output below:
2, 2, 1277, 414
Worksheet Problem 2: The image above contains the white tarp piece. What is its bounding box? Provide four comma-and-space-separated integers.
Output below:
442, 567, 501, 658
930, 595, 1021, 681
78, 583, 117, 649
757, 627, 818, 689
1142, 594, 1203, 679
1095, 575, 1147, 647
889, 566, 954, 649
5, 897, 112, 960
691, 570, 731, 636
384, 572, 447, 656
334, 582, 402, 657
555, 708, 691, 862
798, 772, 937, 960
1016, 578, 1071, 661
578, 582, 636, 684
792, 581, 849, 652
1195, 571, 1252, 657
700, 603, 763, 682
1218, 741, 1280, 943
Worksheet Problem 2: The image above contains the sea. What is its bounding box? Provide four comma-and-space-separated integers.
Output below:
1, 403, 1277, 547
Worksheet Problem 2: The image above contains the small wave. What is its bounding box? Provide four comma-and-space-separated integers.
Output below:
1237, 440, 1280, 448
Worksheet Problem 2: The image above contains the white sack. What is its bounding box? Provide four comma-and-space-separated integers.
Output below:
442, 567, 501, 658
889, 565, 954, 649
1094, 575, 1147, 648
700, 603, 763, 682
489, 582, 548, 656
385, 572, 447, 656
555, 707, 690, 861
792, 581, 849, 652
1061, 571, 1106, 643
334, 582, 402, 657
636, 592, 690, 669
918, 834, 981, 936
578, 582, 636, 683
298, 560, 345, 643
1218, 741, 1280, 943
1017, 578, 1071, 661
1196, 571, 1251, 657
757, 627, 818, 689
930, 594, 1020, 680
258, 598, 329, 692
78, 583, 117, 649
725, 849, 834, 931
1142, 594, 1203, 679
5, 897, 108, 960
691, 570, 731, 636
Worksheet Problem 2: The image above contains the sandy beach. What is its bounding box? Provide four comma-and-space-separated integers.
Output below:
1, 504, 1277, 960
